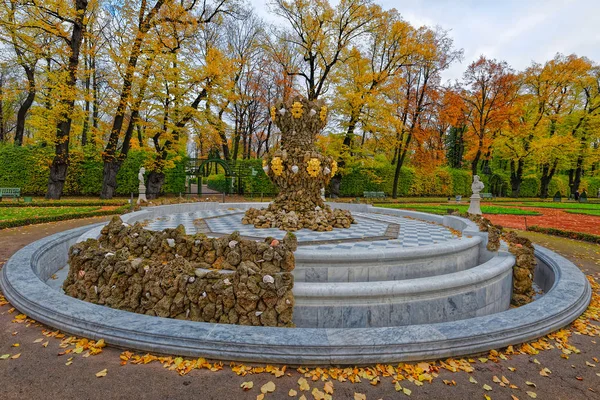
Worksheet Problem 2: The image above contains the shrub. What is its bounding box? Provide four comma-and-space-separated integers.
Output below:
0, 144, 185, 196
548, 175, 569, 197
527, 225, 600, 244
520, 175, 540, 197
206, 174, 231, 193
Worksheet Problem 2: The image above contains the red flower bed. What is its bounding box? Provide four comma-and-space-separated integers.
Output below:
485, 208, 600, 236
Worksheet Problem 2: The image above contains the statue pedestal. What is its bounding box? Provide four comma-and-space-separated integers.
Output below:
467, 194, 482, 215
137, 184, 147, 205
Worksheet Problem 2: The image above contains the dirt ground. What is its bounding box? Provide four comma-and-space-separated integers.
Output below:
0, 219, 599, 400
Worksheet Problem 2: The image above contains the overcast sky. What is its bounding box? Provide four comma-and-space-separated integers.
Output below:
250, 0, 600, 81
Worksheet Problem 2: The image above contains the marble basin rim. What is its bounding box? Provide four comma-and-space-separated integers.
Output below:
0, 205, 591, 364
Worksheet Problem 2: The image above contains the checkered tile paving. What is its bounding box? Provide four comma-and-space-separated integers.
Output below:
143, 209, 459, 251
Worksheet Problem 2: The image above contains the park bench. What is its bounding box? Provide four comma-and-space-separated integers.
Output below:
0, 188, 21, 201
480, 193, 494, 200
363, 191, 386, 199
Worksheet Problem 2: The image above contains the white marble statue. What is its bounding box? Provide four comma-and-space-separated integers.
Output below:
137, 167, 147, 204
467, 175, 484, 215
471, 175, 485, 195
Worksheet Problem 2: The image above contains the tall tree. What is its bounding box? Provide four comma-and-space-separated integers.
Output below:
0, 0, 44, 145
23, 0, 91, 199
461, 56, 518, 178
389, 28, 461, 198
269, 0, 374, 100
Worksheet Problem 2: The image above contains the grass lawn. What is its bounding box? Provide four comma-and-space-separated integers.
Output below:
564, 209, 600, 216
0, 205, 127, 229
375, 203, 540, 215
0, 197, 129, 207
500, 201, 600, 210
0, 206, 102, 221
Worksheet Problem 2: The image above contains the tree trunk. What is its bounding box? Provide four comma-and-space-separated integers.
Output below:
92, 56, 99, 133
510, 159, 523, 197
568, 156, 584, 195
100, 160, 121, 199
392, 132, 412, 199
46, 0, 88, 199
471, 148, 481, 178
46, 140, 69, 199
137, 123, 143, 147
14, 68, 35, 146
539, 159, 558, 198
146, 171, 165, 199
81, 42, 91, 146
0, 76, 4, 142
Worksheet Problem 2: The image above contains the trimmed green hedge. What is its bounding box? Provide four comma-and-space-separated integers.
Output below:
527, 225, 600, 244
0, 205, 129, 230
206, 174, 231, 193
338, 165, 471, 197
0, 145, 186, 196
0, 200, 127, 207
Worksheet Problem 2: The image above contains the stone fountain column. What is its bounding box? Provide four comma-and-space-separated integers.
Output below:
242, 96, 354, 231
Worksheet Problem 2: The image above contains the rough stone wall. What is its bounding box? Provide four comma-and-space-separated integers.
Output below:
466, 213, 536, 306
242, 96, 354, 231
63, 216, 297, 327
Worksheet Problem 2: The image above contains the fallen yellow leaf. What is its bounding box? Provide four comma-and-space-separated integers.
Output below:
256, 394, 264, 400
241, 381, 253, 391
95, 369, 108, 378
261, 381, 276, 394
298, 377, 310, 391
0, 354, 10, 360
402, 387, 412, 396
324, 381, 333, 394
526, 391, 537, 398
311, 388, 326, 400
483, 384, 492, 391
11, 353, 20, 359
354, 394, 366, 400
33, 339, 43, 343
288, 389, 297, 397
525, 381, 536, 388
469, 376, 478, 384
511, 396, 519, 400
